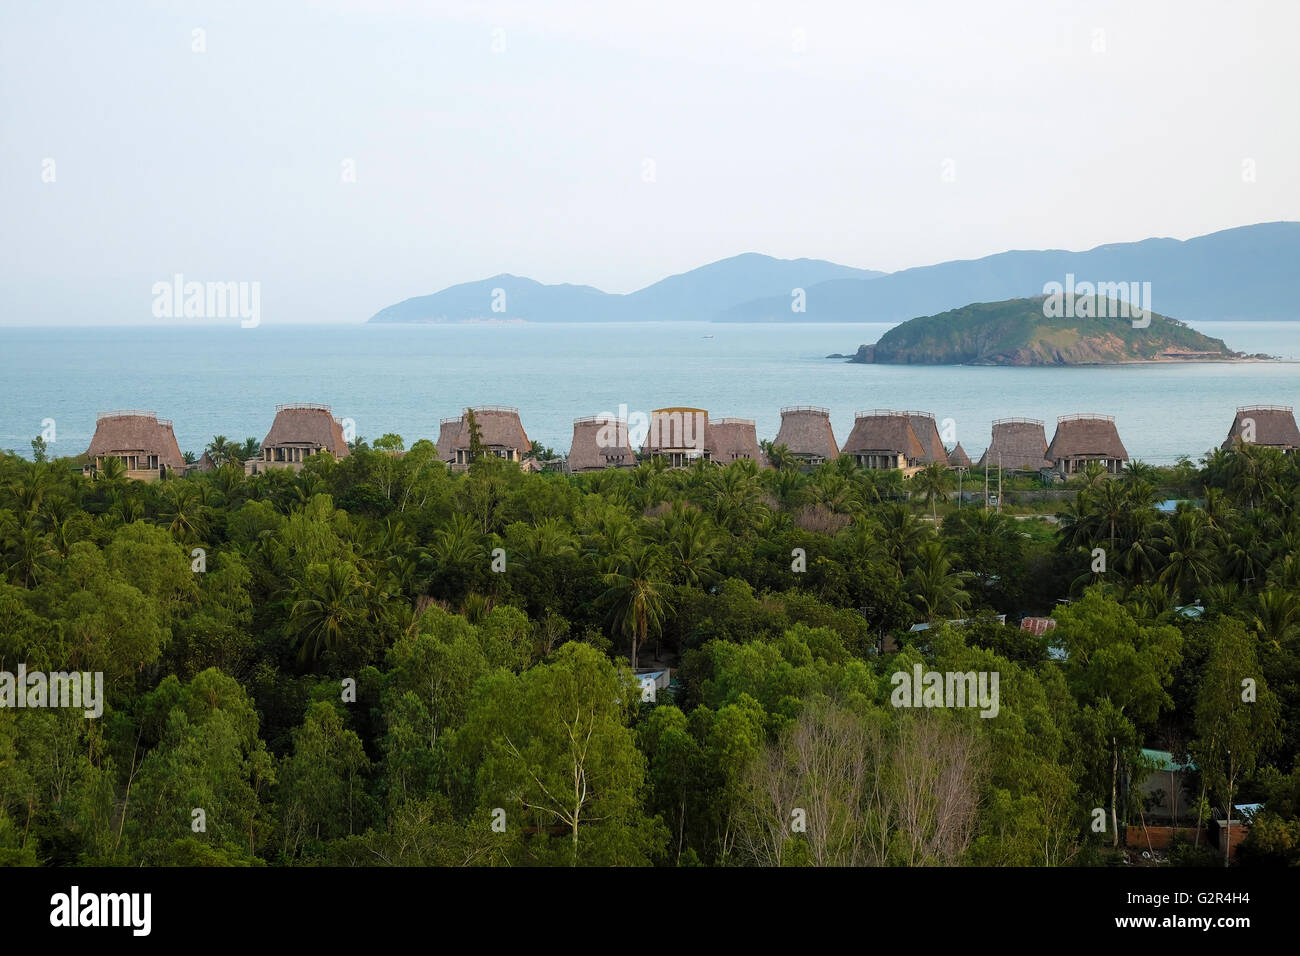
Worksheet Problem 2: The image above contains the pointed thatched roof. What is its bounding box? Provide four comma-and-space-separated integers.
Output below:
261, 404, 349, 457
1046, 414, 1129, 462
947, 443, 972, 468
978, 418, 1052, 471
908, 412, 948, 463
465, 406, 529, 451
568, 416, 637, 472
1222, 405, 1300, 451
642, 407, 708, 455
707, 418, 763, 464
86, 411, 186, 471
439, 406, 529, 459
436, 417, 463, 463
775, 406, 839, 461
843, 410, 926, 459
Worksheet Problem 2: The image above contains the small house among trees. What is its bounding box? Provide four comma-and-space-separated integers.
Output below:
566, 415, 637, 472
706, 417, 764, 465
979, 418, 1052, 472
774, 405, 839, 465
642, 406, 709, 468
1221, 405, 1300, 453
438, 405, 530, 471
83, 410, 186, 481
248, 403, 350, 475
842, 409, 926, 475
1046, 413, 1129, 476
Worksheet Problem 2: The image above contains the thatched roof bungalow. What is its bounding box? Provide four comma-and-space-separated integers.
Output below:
1221, 405, 1300, 453
1046, 414, 1129, 475
248, 403, 349, 474
567, 415, 637, 472
774, 406, 839, 464
706, 418, 763, 466
979, 418, 1052, 472
843, 409, 926, 475
947, 443, 972, 469
642, 407, 709, 468
908, 412, 948, 464
441, 405, 530, 471
84, 410, 186, 481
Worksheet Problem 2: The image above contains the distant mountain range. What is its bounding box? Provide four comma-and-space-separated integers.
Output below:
367, 254, 882, 323
366, 222, 1299, 324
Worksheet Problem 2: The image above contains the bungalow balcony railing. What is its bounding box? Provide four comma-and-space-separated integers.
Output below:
855, 409, 911, 419
780, 405, 830, 416
98, 410, 169, 426
1237, 404, 1293, 413
991, 417, 1045, 426
276, 403, 332, 412
1057, 412, 1115, 423
468, 404, 519, 415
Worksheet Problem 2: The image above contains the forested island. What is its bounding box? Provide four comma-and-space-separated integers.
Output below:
845, 296, 1262, 366
2, 439, 1299, 867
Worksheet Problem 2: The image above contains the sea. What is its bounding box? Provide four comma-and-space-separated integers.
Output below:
3, 321, 1299, 466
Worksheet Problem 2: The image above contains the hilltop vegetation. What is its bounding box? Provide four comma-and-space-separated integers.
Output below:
849, 296, 1246, 366
2, 441, 1300, 867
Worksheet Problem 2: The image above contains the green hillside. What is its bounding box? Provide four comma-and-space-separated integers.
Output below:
850, 295, 1248, 365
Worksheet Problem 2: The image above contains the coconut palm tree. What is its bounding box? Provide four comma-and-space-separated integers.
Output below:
1077, 460, 1108, 491
2, 521, 55, 587
878, 504, 929, 576
706, 464, 765, 534
809, 469, 862, 517
97, 455, 127, 485
909, 461, 950, 524
287, 559, 366, 663
206, 435, 239, 467
658, 503, 722, 587
1157, 508, 1215, 602
906, 541, 971, 621
762, 468, 809, 511
599, 541, 671, 669
1122, 459, 1157, 486
1251, 588, 1300, 648
760, 440, 796, 471
159, 481, 208, 545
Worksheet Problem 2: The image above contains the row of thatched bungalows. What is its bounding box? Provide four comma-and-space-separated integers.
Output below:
83, 404, 352, 481
78, 403, 1300, 482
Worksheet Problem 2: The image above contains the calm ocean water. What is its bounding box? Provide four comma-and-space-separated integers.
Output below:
3, 321, 1299, 465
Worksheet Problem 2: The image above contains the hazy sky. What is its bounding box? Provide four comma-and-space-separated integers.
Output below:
2, 0, 1297, 325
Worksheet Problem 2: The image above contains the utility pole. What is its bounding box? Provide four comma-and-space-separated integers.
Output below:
997, 454, 1002, 514
984, 463, 989, 512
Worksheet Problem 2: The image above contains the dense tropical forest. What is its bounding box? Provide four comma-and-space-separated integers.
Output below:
1, 435, 1298, 867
